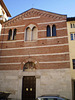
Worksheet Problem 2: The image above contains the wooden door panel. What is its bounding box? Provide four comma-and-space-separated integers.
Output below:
22, 76, 36, 100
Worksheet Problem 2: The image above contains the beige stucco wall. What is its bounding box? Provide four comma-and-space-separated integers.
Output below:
0, 69, 72, 100
67, 21, 75, 79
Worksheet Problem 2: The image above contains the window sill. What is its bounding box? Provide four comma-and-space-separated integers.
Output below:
7, 39, 16, 41
24, 40, 37, 42
70, 39, 75, 41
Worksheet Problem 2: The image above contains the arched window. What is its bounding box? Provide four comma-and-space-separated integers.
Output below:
23, 62, 35, 71
8, 29, 12, 40
25, 24, 38, 41
13, 29, 17, 40
47, 25, 51, 37
25, 27, 31, 41
32, 27, 37, 40
52, 25, 56, 36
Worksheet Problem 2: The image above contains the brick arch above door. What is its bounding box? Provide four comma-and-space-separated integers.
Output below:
21, 57, 39, 70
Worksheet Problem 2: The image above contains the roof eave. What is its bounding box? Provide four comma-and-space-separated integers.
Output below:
67, 17, 75, 21
0, 0, 11, 17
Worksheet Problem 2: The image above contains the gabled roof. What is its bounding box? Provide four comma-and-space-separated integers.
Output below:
11, 8, 67, 19
3, 8, 67, 25
0, 0, 11, 17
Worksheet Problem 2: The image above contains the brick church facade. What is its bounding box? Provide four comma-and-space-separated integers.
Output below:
0, 8, 72, 100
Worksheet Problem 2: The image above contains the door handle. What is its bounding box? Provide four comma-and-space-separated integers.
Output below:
30, 88, 32, 91
26, 88, 28, 91
25, 88, 33, 91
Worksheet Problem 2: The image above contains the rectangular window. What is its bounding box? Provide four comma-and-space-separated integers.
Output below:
71, 33, 73, 40
72, 59, 75, 69
71, 24, 72, 28
70, 33, 75, 40
74, 34, 75, 40
73, 24, 75, 28
70, 23, 75, 28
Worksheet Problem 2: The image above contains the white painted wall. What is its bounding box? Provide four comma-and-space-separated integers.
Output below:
0, 4, 8, 22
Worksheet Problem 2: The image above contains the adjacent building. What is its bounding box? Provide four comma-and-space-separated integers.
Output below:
67, 17, 75, 100
0, 0, 11, 34
0, 8, 72, 100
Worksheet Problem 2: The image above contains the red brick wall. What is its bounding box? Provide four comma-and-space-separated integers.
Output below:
0, 8, 70, 70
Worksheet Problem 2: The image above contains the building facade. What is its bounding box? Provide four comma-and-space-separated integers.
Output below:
0, 8, 72, 100
67, 17, 75, 100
